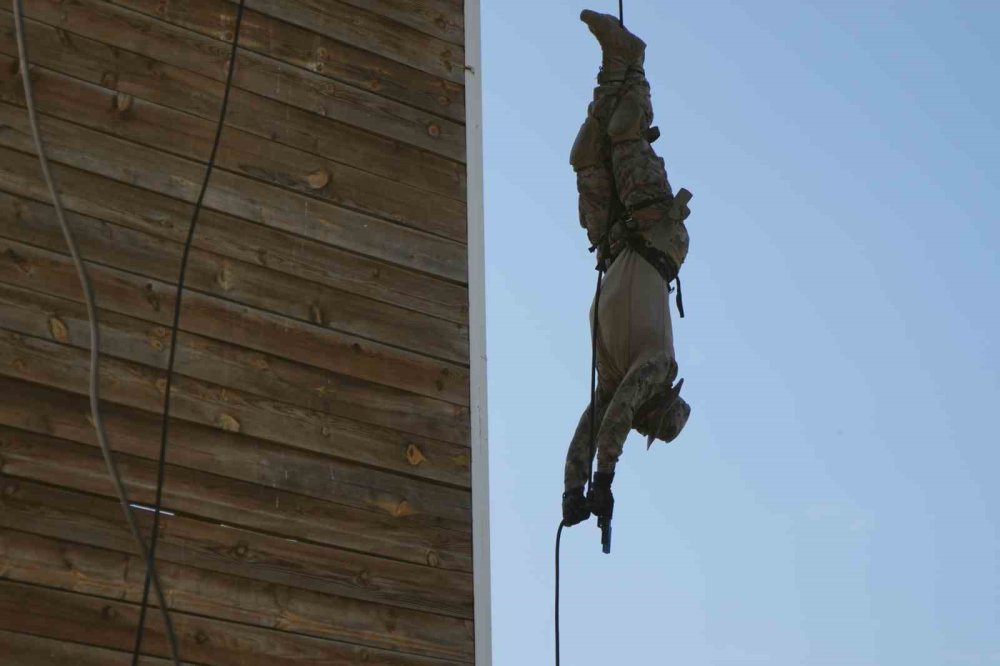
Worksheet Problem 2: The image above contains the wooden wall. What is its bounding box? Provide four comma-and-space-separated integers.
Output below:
0, 0, 481, 663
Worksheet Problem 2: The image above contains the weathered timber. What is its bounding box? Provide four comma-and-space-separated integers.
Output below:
0, 102, 469, 282
0, 237, 470, 405
0, 581, 469, 665
0, 477, 474, 617
0, 52, 468, 242
0, 630, 172, 666
10, 0, 465, 160
0, 276, 469, 445
0, 425, 472, 571
104, 0, 465, 121
336, 0, 465, 46
227, 0, 466, 83
0, 361, 470, 523
0, 11, 467, 201
0, 181, 469, 365
0, 325, 470, 488
0, 148, 469, 324
0, 528, 474, 660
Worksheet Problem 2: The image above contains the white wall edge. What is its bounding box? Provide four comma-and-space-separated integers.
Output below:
464, 0, 491, 664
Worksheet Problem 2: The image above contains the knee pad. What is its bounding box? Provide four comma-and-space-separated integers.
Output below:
570, 116, 606, 170
607, 88, 652, 144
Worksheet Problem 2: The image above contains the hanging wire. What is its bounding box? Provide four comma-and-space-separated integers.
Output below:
130, 1, 246, 663
10, 2, 181, 664
619, 0, 624, 25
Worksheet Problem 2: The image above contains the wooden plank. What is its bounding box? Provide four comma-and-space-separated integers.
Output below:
0, 103, 469, 283
235, 0, 465, 83
0, 53, 468, 243
0, 357, 469, 525
0, 172, 469, 366
0, 321, 470, 487
0, 424, 472, 571
337, 0, 465, 46
106, 0, 465, 121
11, 0, 466, 160
0, 147, 469, 324
0, 630, 171, 666
0, 11, 467, 201
0, 236, 470, 407
0, 581, 469, 665
0, 528, 474, 660
0, 275, 469, 446
0, 476, 473, 617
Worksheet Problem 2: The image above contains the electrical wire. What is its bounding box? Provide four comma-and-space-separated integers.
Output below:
131, 2, 246, 663
10, 2, 181, 664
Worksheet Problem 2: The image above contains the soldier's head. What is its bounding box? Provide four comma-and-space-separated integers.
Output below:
580, 9, 646, 74
634, 391, 691, 448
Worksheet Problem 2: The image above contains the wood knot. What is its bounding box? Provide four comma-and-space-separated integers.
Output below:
233, 543, 249, 559
405, 444, 426, 467
114, 92, 133, 113
306, 168, 330, 190
426, 123, 441, 138
101, 605, 118, 621
154, 378, 168, 395
101, 71, 119, 89
143, 283, 161, 312
2, 481, 16, 497
353, 568, 372, 588
216, 262, 234, 291
426, 550, 441, 567
392, 500, 413, 518
217, 413, 241, 433
351, 343, 362, 353
309, 303, 325, 326
195, 630, 209, 645
48, 316, 69, 343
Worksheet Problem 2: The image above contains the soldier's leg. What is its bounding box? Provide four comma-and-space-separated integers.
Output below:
611, 116, 689, 270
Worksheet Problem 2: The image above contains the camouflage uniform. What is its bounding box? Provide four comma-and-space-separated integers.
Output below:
564, 10, 691, 493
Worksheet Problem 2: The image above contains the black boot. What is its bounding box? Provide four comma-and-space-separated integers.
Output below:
562, 487, 591, 526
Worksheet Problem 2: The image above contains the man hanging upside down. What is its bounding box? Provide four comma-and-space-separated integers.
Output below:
562, 10, 693, 527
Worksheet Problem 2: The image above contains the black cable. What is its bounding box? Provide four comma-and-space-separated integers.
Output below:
555, 520, 565, 665
11, 2, 182, 664
586, 268, 605, 488
130, 2, 246, 662
619, 0, 624, 25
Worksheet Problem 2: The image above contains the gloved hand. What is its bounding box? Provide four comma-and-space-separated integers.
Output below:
587, 471, 615, 521
562, 487, 591, 526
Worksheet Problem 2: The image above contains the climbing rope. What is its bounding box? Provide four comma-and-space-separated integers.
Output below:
131, 2, 246, 663
10, 2, 181, 664
555, 4, 626, 663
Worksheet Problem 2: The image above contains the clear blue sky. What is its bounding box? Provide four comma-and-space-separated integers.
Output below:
482, 1, 999, 664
